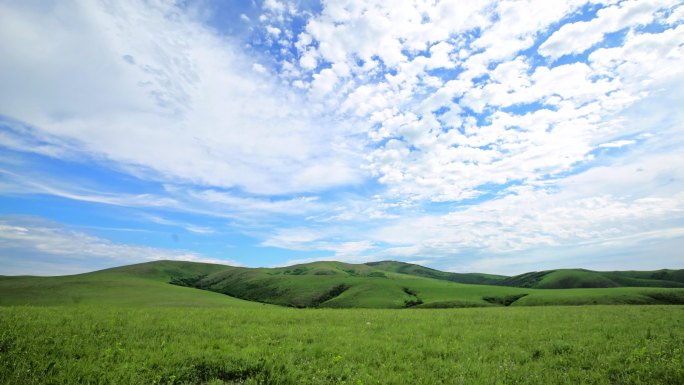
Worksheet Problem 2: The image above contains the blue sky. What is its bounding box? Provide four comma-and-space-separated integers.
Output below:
1, 0, 683, 275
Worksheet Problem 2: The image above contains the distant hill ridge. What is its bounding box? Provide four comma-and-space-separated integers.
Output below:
1, 260, 683, 308
363, 261, 684, 288
492, 268, 684, 289
110, 260, 684, 307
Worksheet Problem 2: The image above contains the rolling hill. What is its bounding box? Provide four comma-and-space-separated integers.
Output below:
364, 262, 684, 289
0, 261, 263, 308
2, 260, 684, 308
365, 260, 507, 285
166, 260, 528, 308
494, 268, 684, 289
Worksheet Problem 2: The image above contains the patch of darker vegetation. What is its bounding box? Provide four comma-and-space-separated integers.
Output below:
645, 292, 684, 304
404, 298, 424, 307
420, 301, 488, 308
398, 265, 441, 279
367, 271, 387, 278
393, 263, 504, 285
283, 267, 309, 275
344, 269, 359, 276
169, 274, 206, 287
240, 282, 289, 299
0, 331, 16, 354
196, 276, 292, 307
403, 287, 418, 296
403, 287, 423, 307
497, 271, 552, 288
649, 270, 684, 283
311, 284, 350, 307
483, 293, 528, 306
554, 276, 617, 289
159, 357, 274, 385
313, 269, 337, 275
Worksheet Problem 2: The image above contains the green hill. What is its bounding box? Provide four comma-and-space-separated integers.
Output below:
0, 261, 263, 308
365, 260, 506, 285
496, 269, 684, 289
163, 261, 684, 308
2, 260, 684, 308
170, 260, 525, 308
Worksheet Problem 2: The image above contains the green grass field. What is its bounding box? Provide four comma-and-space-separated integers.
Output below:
0, 273, 263, 308
1, 305, 682, 384
2, 260, 684, 384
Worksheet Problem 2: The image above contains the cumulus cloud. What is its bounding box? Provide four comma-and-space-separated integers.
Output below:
539, 0, 674, 60
1, 0, 683, 273
269, 150, 684, 273
274, 0, 684, 205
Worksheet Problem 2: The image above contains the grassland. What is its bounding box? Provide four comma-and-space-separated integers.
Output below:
0, 264, 263, 308
157, 261, 684, 308
2, 261, 684, 384
1, 305, 682, 385
3, 260, 684, 308
496, 268, 684, 289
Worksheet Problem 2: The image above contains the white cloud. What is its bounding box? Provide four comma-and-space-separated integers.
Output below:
342, 16, 683, 203
0, 167, 181, 209
2, 0, 683, 274
599, 139, 636, 148
310, 68, 338, 96
0, 0, 362, 195
467, 0, 585, 70
369, 147, 684, 266
299, 49, 318, 70
261, 147, 684, 273
0, 216, 236, 275
589, 23, 684, 91
261, 227, 326, 250
449, 234, 684, 275
263, 0, 286, 14
262, 225, 377, 264
252, 63, 267, 73
141, 214, 215, 234
184, 188, 323, 216
266, 25, 281, 36
0, 164, 326, 222
539, 0, 676, 60
666, 5, 684, 24
280, 240, 377, 266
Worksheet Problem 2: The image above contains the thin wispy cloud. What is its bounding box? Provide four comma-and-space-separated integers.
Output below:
0, 0, 682, 275
0, 216, 237, 276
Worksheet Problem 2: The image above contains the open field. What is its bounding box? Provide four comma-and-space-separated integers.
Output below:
0, 272, 264, 308
2, 261, 684, 384
1, 305, 683, 385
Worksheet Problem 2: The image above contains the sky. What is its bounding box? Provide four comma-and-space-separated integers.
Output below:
1, 0, 683, 276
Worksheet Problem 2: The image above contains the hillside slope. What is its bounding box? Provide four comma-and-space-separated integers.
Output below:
0, 261, 263, 307
497, 269, 684, 289
365, 261, 506, 285
173, 261, 530, 308
168, 261, 684, 308
2, 261, 684, 308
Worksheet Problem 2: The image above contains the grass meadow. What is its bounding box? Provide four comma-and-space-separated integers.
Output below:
2, 305, 683, 385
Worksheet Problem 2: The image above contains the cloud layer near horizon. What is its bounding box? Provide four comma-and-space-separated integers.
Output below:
1, 0, 683, 275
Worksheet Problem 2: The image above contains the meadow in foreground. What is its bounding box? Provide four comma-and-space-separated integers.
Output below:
1, 305, 682, 385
